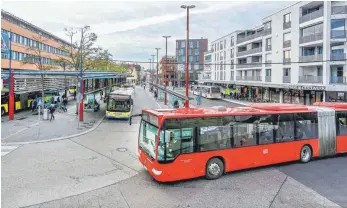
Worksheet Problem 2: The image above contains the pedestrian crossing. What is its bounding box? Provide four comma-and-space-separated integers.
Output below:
1, 145, 20, 157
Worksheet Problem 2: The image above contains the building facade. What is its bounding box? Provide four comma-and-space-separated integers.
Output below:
206, 1, 347, 104
176, 38, 208, 83
159, 56, 178, 86
1, 10, 71, 71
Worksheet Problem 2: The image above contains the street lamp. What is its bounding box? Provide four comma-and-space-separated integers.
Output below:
162, 36, 171, 105
148, 58, 152, 83
151, 54, 155, 86
155, 48, 161, 97
181, 4, 195, 108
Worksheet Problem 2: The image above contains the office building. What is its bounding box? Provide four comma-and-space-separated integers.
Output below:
159, 56, 178, 86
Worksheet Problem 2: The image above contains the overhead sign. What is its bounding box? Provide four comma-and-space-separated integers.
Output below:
285, 85, 326, 91
1, 32, 10, 54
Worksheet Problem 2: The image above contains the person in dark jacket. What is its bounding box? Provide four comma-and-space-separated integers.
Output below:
49, 104, 55, 121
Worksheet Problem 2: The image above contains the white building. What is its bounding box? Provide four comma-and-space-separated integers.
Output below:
205, 1, 347, 104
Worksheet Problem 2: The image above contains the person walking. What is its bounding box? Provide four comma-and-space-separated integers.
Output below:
49, 104, 55, 121
62, 97, 68, 112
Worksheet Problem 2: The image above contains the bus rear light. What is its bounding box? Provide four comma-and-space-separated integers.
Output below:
152, 168, 162, 175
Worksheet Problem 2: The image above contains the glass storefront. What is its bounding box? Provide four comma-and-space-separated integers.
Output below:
327, 92, 347, 102
269, 88, 280, 103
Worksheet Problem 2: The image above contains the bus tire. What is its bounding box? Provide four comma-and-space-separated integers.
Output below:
300, 145, 312, 163
1, 107, 5, 116
206, 158, 224, 180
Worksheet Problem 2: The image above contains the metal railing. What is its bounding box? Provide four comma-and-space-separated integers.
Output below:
265, 60, 272, 67
237, 47, 262, 57
330, 53, 346, 61
332, 6, 347, 15
236, 63, 262, 69
266, 45, 271, 51
283, 40, 291, 48
331, 30, 346, 39
283, 21, 291, 30
299, 54, 323, 62
299, 9, 324, 24
283, 76, 291, 83
330, 76, 347, 84
299, 32, 323, 44
298, 76, 323, 83
236, 76, 262, 81
265, 76, 271, 82
237, 29, 271, 44
283, 58, 291, 65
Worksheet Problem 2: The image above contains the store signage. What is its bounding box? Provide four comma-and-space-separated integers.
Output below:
285, 85, 326, 90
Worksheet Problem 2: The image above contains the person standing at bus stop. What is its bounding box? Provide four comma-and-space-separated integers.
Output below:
49, 104, 55, 121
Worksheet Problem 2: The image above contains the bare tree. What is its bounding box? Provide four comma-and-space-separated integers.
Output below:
22, 35, 57, 109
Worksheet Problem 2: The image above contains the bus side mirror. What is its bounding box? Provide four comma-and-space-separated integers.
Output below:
129, 116, 132, 126
165, 130, 171, 143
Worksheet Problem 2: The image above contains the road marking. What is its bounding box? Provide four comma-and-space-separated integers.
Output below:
1, 145, 20, 157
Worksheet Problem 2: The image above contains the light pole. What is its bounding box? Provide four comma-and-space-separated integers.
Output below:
162, 36, 171, 105
155, 48, 161, 97
151, 54, 155, 87
148, 58, 152, 83
181, 4, 195, 108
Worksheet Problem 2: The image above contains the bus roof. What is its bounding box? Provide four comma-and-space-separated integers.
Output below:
110, 89, 133, 96
144, 103, 318, 119
313, 102, 347, 110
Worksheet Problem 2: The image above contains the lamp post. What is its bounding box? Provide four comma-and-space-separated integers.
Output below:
148, 58, 152, 83
155, 48, 161, 97
162, 36, 171, 105
151, 54, 155, 87
181, 4, 195, 108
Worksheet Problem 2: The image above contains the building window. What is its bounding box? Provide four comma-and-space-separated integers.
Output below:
265, 53, 272, 62
264, 21, 271, 30
195, 56, 199, 63
224, 39, 226, 48
224, 51, 226, 60
283, 50, 291, 59
266, 38, 271, 50
189, 41, 194, 48
331, 19, 345, 38
230, 37, 234, 46
189, 49, 192, 56
230, 49, 234, 58
301, 23, 323, 36
196, 41, 200, 48
283, 13, 291, 23
266, 69, 271, 76
194, 48, 199, 55
283, 32, 291, 41
189, 55, 193, 63
181, 41, 185, 48
180, 56, 185, 63
283, 68, 290, 76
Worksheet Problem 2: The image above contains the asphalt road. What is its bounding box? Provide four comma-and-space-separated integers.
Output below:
1, 86, 346, 208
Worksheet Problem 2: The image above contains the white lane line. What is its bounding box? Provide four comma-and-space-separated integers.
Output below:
1, 145, 20, 157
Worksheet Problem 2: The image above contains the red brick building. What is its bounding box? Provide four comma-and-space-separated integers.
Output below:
159, 56, 178, 86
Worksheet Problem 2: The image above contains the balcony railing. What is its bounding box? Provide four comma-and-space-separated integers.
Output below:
331, 30, 346, 39
330, 53, 346, 61
236, 29, 271, 44
283, 76, 291, 83
231, 42, 234, 47
283, 58, 291, 65
265, 76, 271, 82
300, 32, 323, 44
332, 6, 347, 15
283, 40, 291, 48
298, 76, 323, 83
283, 21, 291, 30
265, 60, 272, 67
266, 45, 271, 51
236, 76, 262, 81
330, 76, 347, 84
236, 62, 262, 69
299, 9, 324, 24
237, 47, 262, 57
299, 54, 323, 62
263, 28, 271, 36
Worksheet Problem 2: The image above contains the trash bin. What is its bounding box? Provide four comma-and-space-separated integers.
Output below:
43, 109, 49, 120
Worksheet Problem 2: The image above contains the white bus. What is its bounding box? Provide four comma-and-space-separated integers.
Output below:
192, 85, 201, 95
201, 86, 221, 99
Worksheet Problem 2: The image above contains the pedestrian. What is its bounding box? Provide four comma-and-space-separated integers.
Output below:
73, 91, 76, 100
100, 90, 103, 100
49, 104, 55, 121
31, 99, 37, 112
62, 97, 68, 112
154, 91, 158, 99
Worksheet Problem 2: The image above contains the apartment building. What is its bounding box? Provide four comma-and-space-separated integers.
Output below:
159, 56, 178, 86
206, 1, 347, 104
176, 38, 208, 83
1, 10, 71, 71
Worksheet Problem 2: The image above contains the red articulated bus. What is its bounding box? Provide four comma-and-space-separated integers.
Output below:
136, 103, 347, 182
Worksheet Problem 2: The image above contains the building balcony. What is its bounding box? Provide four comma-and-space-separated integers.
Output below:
299, 9, 323, 24
283, 58, 291, 65
283, 40, 291, 48
237, 47, 262, 57
332, 6, 347, 15
266, 45, 271, 51
331, 30, 346, 39
265, 60, 272, 67
299, 32, 323, 44
283, 21, 291, 30
236, 29, 271, 44
298, 76, 323, 83
236, 76, 262, 81
331, 53, 346, 61
265, 76, 271, 82
236, 62, 262, 69
330, 76, 347, 84
283, 76, 291, 83
299, 54, 323, 62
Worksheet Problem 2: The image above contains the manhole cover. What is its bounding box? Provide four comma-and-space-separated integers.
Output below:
17, 117, 27, 120
116, 147, 128, 152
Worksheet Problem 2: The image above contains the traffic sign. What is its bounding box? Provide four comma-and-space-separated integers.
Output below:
1, 32, 10, 54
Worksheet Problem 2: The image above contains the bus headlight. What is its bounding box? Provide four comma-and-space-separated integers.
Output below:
151, 168, 162, 175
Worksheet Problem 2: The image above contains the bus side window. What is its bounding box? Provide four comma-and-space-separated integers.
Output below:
233, 115, 257, 147
294, 113, 318, 140
337, 111, 347, 136
257, 115, 275, 145
199, 126, 231, 151
275, 114, 294, 143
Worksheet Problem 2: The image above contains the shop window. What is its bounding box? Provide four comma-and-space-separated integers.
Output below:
294, 113, 318, 140
233, 115, 257, 147
337, 111, 347, 136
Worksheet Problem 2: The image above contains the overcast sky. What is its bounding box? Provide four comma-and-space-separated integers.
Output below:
3, 1, 294, 69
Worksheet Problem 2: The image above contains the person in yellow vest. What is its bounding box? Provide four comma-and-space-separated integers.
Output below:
225, 87, 230, 98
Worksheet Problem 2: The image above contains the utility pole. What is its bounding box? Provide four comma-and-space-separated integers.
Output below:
162, 36, 171, 105
155, 48, 161, 97
151, 54, 155, 87
79, 27, 84, 121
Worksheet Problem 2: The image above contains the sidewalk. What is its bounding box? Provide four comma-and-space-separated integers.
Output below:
221, 97, 249, 106
1, 97, 105, 144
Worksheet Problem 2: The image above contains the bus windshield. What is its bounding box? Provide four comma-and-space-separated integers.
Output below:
211, 87, 220, 93
139, 121, 157, 160
107, 99, 131, 112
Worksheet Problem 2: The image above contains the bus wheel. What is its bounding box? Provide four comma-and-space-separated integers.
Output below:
300, 145, 312, 163
206, 158, 224, 180
1, 108, 5, 116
